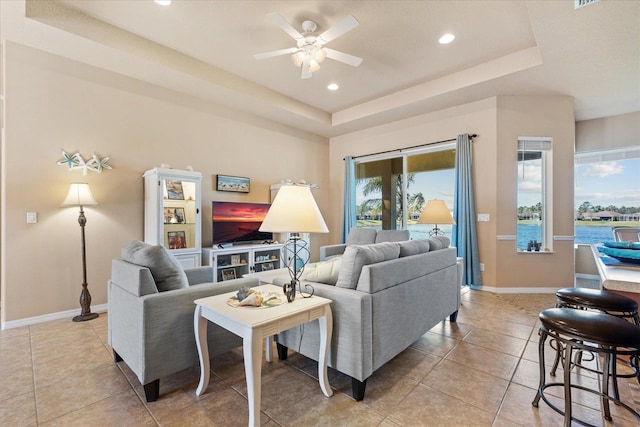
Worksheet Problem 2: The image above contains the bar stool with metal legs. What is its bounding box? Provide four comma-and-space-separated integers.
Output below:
552, 287, 640, 400
532, 307, 640, 427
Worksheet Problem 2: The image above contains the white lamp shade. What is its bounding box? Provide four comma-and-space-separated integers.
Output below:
417, 199, 455, 225
61, 183, 98, 206
260, 184, 328, 234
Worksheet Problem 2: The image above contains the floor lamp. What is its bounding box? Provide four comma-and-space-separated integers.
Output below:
62, 183, 99, 322
417, 199, 456, 236
259, 183, 328, 302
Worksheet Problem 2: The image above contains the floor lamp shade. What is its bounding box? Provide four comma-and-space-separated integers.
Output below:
417, 199, 455, 236
62, 183, 98, 207
259, 184, 328, 234
62, 182, 99, 322
259, 183, 328, 302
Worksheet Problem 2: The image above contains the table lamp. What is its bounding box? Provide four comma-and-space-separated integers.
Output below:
417, 199, 455, 236
260, 183, 328, 302
62, 183, 99, 322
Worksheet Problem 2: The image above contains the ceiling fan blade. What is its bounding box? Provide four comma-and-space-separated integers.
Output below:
267, 13, 304, 41
317, 15, 359, 44
301, 57, 312, 79
253, 47, 299, 60
325, 48, 363, 67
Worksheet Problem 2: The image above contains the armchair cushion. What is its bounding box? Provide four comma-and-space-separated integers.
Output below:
428, 236, 450, 250
337, 242, 400, 289
121, 240, 188, 292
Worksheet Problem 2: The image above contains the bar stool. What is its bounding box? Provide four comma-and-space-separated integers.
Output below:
553, 287, 640, 399
532, 307, 640, 426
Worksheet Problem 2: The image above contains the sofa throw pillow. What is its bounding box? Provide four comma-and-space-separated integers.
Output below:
336, 242, 400, 289
121, 240, 189, 292
302, 257, 341, 285
398, 239, 430, 257
428, 236, 450, 251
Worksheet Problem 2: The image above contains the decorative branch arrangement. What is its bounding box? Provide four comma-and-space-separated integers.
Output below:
57, 151, 112, 175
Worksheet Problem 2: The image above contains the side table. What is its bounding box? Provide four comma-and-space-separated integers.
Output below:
194, 284, 333, 427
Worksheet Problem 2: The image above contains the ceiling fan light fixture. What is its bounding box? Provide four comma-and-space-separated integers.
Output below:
314, 47, 327, 64
291, 51, 305, 67
308, 59, 321, 73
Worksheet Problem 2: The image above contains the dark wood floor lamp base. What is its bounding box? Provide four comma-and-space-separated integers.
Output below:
72, 206, 98, 322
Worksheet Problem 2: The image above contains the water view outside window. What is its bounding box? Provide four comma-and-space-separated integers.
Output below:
355, 148, 456, 240
574, 152, 640, 243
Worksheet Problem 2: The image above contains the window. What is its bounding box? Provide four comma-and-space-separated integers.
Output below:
517, 137, 553, 251
354, 145, 456, 240
574, 147, 640, 244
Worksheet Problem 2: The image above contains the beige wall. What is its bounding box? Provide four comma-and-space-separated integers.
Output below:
576, 111, 640, 153
329, 98, 499, 285
329, 95, 576, 291
1, 42, 330, 323
495, 96, 575, 289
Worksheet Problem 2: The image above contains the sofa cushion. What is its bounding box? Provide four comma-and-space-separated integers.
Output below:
336, 242, 400, 289
398, 239, 430, 257
428, 236, 450, 251
375, 229, 410, 243
121, 240, 188, 292
303, 257, 341, 285
346, 228, 378, 245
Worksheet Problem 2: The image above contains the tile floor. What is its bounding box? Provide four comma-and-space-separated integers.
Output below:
1, 285, 639, 426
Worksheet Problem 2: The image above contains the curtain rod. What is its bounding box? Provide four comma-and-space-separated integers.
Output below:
346, 134, 477, 160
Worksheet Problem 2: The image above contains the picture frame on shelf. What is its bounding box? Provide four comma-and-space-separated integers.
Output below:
167, 231, 187, 249
231, 254, 241, 265
165, 180, 184, 200
262, 262, 274, 271
216, 174, 250, 193
164, 207, 185, 224
222, 268, 237, 281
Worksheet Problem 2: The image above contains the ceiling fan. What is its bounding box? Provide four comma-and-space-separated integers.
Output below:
254, 13, 363, 79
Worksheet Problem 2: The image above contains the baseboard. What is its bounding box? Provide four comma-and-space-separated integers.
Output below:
469, 285, 559, 294
1, 303, 107, 330
575, 273, 600, 281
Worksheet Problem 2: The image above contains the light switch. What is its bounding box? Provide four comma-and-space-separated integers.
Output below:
27, 212, 37, 224
477, 213, 490, 222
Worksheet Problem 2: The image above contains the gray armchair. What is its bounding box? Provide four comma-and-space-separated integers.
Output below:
320, 228, 410, 260
108, 259, 258, 401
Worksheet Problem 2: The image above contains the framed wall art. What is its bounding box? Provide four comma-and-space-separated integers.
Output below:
216, 175, 250, 193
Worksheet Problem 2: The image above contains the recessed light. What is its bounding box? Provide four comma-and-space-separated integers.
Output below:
438, 33, 455, 44
154, 0, 172, 5
327, 83, 339, 91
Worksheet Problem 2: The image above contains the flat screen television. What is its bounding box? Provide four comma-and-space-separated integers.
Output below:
212, 201, 273, 245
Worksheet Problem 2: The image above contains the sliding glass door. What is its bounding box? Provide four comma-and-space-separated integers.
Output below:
354, 145, 456, 239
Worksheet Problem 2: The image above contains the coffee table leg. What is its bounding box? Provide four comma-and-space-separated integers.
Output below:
318, 306, 333, 397
194, 305, 210, 396
244, 331, 263, 427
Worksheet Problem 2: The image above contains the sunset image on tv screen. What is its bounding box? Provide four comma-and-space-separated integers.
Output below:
212, 202, 272, 244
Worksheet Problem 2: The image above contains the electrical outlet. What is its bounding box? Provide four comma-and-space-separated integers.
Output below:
27, 212, 38, 224
479, 263, 485, 272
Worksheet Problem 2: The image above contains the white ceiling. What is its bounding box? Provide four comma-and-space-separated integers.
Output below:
3, 0, 639, 137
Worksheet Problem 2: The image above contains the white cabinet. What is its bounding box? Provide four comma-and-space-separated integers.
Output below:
202, 244, 284, 283
144, 167, 202, 268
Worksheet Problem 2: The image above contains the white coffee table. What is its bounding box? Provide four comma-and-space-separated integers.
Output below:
194, 284, 333, 427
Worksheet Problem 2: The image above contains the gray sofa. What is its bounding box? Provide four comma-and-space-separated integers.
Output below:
276, 236, 459, 401
108, 241, 258, 402
320, 228, 410, 260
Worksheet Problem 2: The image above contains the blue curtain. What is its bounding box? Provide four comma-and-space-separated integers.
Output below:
453, 134, 483, 286
342, 156, 357, 243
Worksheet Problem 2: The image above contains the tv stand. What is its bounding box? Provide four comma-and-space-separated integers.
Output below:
202, 243, 284, 283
